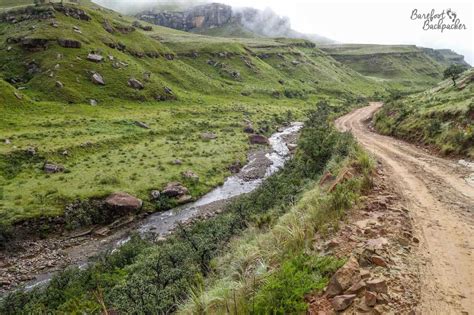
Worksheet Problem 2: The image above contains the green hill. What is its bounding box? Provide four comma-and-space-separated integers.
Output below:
374, 68, 473, 157
320, 44, 469, 92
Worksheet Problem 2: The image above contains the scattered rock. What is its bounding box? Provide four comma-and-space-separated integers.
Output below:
44, 163, 64, 173
26, 147, 36, 155
346, 280, 366, 294
134, 121, 149, 129
162, 182, 189, 198
90, 99, 97, 106
128, 78, 144, 90
370, 255, 388, 267
91, 73, 105, 85
331, 294, 356, 311
365, 291, 377, 307
105, 192, 142, 211
150, 190, 161, 200
55, 81, 64, 88
87, 53, 104, 62
326, 256, 361, 297
201, 132, 217, 140
228, 160, 242, 173
249, 134, 268, 145
243, 124, 254, 133
182, 170, 199, 181
171, 159, 183, 165
57, 38, 81, 48
367, 278, 388, 294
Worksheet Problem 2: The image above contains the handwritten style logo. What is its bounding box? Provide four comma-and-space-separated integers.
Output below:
411, 9, 467, 32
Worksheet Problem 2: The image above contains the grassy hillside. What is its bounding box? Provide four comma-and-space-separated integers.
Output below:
374, 69, 474, 158
0, 2, 381, 227
320, 44, 468, 92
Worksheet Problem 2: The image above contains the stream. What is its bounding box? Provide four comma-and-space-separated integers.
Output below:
18, 122, 303, 291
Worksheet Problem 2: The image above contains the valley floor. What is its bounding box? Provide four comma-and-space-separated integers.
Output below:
335, 103, 474, 313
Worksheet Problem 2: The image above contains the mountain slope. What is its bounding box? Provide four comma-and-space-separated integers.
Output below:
374, 69, 473, 157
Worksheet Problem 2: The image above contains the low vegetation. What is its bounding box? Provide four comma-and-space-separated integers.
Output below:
0, 103, 374, 314
375, 68, 473, 158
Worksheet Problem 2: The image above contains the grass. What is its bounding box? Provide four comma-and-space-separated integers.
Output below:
374, 68, 474, 158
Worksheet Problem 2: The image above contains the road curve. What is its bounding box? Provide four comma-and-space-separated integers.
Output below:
335, 102, 474, 314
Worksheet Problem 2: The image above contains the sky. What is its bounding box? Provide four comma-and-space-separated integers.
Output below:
95, 0, 474, 64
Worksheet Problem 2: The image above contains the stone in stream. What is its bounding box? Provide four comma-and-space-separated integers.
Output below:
249, 134, 268, 145
105, 192, 142, 211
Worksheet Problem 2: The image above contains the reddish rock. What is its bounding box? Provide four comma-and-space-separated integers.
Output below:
345, 280, 366, 294
331, 294, 356, 311
370, 255, 388, 267
105, 192, 142, 211
365, 291, 377, 307
325, 256, 361, 297
249, 134, 268, 145
367, 278, 388, 294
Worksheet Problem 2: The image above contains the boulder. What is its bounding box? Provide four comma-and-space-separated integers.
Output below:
366, 278, 388, 294
87, 53, 104, 62
128, 78, 144, 90
44, 163, 64, 173
91, 73, 105, 85
57, 38, 81, 48
325, 256, 361, 297
162, 182, 189, 198
249, 134, 268, 145
105, 192, 142, 211
331, 294, 356, 311
134, 121, 150, 129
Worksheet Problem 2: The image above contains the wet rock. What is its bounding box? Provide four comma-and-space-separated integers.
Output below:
128, 78, 144, 90
201, 132, 217, 140
249, 134, 268, 145
57, 38, 81, 48
162, 182, 189, 198
44, 163, 64, 173
91, 73, 105, 85
87, 53, 104, 62
367, 278, 388, 293
105, 192, 142, 211
331, 294, 356, 311
150, 190, 161, 200
182, 170, 199, 181
365, 291, 377, 307
326, 256, 361, 297
134, 121, 149, 129
370, 255, 388, 267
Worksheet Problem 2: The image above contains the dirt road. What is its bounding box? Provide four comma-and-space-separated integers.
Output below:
335, 102, 474, 314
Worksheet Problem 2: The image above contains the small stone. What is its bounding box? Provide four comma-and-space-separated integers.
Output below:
172, 159, 182, 165
4, 139, 11, 145
134, 121, 149, 129
150, 190, 161, 200
243, 124, 254, 133
55, 81, 64, 88
128, 78, 144, 90
367, 278, 388, 293
331, 294, 356, 311
201, 132, 217, 140
91, 73, 105, 85
326, 256, 361, 297
365, 291, 377, 307
346, 280, 366, 294
26, 147, 36, 155
44, 163, 64, 173
90, 99, 97, 106
87, 53, 104, 62
370, 255, 388, 267
182, 170, 199, 181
